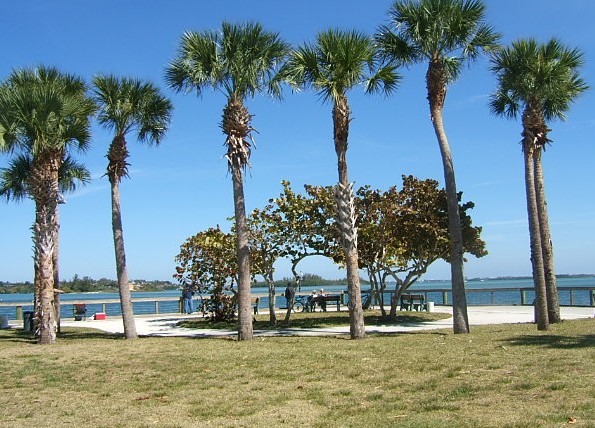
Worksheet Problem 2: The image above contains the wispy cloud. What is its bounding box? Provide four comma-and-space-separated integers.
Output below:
484, 219, 527, 227
454, 93, 489, 106
64, 184, 109, 200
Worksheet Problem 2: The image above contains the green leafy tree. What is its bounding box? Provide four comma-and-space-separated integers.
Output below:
174, 227, 238, 322
166, 22, 290, 340
490, 39, 588, 329
92, 75, 173, 340
272, 181, 338, 279
0, 66, 95, 344
282, 29, 399, 339
248, 205, 286, 325
376, 176, 486, 317
376, 0, 500, 333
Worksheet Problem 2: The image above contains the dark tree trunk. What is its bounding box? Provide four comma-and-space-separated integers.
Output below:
266, 272, 277, 326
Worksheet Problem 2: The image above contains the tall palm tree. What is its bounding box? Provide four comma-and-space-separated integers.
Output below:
166, 22, 289, 341
0, 66, 95, 344
1, 155, 90, 333
376, 0, 500, 333
490, 39, 588, 329
92, 75, 172, 340
282, 29, 399, 339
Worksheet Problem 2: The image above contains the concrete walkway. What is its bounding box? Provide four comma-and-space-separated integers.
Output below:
53, 305, 595, 338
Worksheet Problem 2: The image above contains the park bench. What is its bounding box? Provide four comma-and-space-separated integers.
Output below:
399, 294, 425, 311
311, 294, 341, 312
251, 297, 260, 315
73, 303, 87, 321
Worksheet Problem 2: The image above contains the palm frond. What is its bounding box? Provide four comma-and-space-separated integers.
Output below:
365, 64, 401, 96
0, 154, 31, 202
58, 155, 91, 194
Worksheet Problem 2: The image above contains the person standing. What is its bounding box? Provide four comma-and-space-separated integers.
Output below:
182, 286, 194, 314
284, 283, 295, 309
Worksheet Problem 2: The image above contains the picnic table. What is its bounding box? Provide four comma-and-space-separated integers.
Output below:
399, 293, 426, 311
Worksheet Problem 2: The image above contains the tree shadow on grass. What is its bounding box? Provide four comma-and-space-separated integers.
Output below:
57, 327, 124, 341
0, 328, 37, 344
501, 334, 595, 349
178, 311, 450, 331
0, 327, 123, 344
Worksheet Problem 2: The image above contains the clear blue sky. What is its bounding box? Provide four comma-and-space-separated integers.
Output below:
1, 1, 594, 283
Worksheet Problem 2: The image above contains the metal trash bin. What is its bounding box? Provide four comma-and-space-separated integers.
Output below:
0, 315, 9, 329
23, 311, 34, 332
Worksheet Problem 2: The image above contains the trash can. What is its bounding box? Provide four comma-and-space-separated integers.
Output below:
426, 301, 435, 312
23, 311, 34, 332
0, 315, 9, 329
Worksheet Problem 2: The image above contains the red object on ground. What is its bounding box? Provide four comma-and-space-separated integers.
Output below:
93, 313, 107, 320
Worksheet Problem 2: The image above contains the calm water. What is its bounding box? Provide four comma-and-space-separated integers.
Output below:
1, 277, 594, 321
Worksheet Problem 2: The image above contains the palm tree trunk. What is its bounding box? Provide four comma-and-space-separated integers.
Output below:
523, 139, 549, 330
231, 165, 253, 340
30, 157, 60, 344
427, 61, 469, 334
333, 96, 365, 340
110, 178, 138, 339
33, 202, 57, 344
533, 148, 560, 323
429, 106, 470, 334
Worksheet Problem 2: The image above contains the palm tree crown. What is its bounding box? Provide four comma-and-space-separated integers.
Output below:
93, 75, 172, 181
283, 28, 399, 103
93, 75, 172, 143
0, 66, 95, 156
166, 21, 289, 174
166, 21, 289, 102
490, 38, 588, 122
376, 0, 500, 86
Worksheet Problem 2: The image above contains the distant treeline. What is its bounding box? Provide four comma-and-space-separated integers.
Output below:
0, 275, 179, 294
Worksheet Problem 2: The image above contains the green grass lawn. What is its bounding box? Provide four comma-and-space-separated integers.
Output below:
0, 316, 594, 428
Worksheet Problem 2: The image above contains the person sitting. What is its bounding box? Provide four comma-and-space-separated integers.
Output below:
307, 290, 318, 312
318, 288, 327, 312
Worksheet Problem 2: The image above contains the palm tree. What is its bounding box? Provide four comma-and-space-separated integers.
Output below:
92, 75, 172, 340
166, 22, 289, 341
376, 0, 500, 333
490, 39, 588, 329
282, 29, 399, 339
1, 155, 90, 333
0, 66, 95, 344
